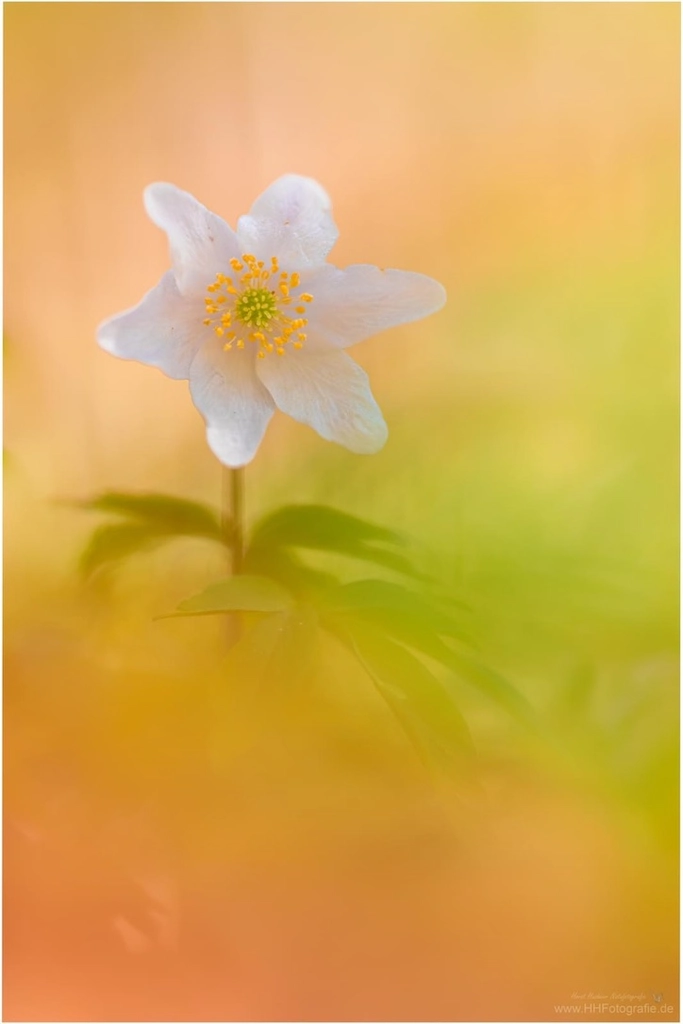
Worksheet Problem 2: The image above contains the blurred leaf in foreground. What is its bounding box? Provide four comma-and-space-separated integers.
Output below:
77, 491, 223, 576
321, 579, 533, 725
247, 504, 419, 578
167, 575, 293, 618
243, 546, 339, 601
80, 492, 222, 540
208, 607, 320, 769
347, 624, 476, 776
80, 522, 171, 577
94, 496, 533, 777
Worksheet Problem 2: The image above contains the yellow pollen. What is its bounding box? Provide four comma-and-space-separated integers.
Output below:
203, 261, 315, 358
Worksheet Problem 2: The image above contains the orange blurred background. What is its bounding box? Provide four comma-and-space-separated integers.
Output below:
4, 4, 679, 1022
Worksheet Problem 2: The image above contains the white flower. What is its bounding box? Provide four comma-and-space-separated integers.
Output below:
97, 176, 446, 467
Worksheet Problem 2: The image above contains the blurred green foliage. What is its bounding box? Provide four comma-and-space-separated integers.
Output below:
79, 495, 532, 780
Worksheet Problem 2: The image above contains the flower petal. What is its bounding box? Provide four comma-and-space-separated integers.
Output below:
97, 271, 205, 380
302, 264, 447, 348
256, 347, 387, 455
189, 337, 275, 467
236, 175, 338, 270
144, 183, 241, 296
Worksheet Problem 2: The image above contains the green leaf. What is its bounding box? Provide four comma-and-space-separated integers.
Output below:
243, 546, 338, 600
80, 522, 167, 577
322, 579, 533, 725
347, 624, 476, 773
79, 492, 222, 541
445, 648, 535, 725
169, 575, 293, 617
250, 504, 404, 550
248, 504, 419, 577
322, 579, 464, 638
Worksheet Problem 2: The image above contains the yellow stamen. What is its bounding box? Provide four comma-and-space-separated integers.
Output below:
203, 257, 314, 357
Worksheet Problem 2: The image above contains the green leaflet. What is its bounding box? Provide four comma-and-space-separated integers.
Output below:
322, 579, 533, 725
79, 491, 222, 540
169, 575, 293, 617
446, 647, 535, 726
77, 491, 223, 576
247, 504, 419, 578
80, 521, 170, 577
243, 546, 338, 601
321, 578, 464, 637
250, 503, 404, 549
346, 623, 476, 774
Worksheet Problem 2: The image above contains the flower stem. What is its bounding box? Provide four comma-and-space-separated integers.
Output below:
223, 466, 245, 575
222, 466, 245, 646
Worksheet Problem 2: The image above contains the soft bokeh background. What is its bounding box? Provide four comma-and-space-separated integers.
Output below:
4, 3, 679, 1021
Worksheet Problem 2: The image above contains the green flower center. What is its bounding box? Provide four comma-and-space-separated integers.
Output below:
203, 254, 313, 358
235, 288, 278, 328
